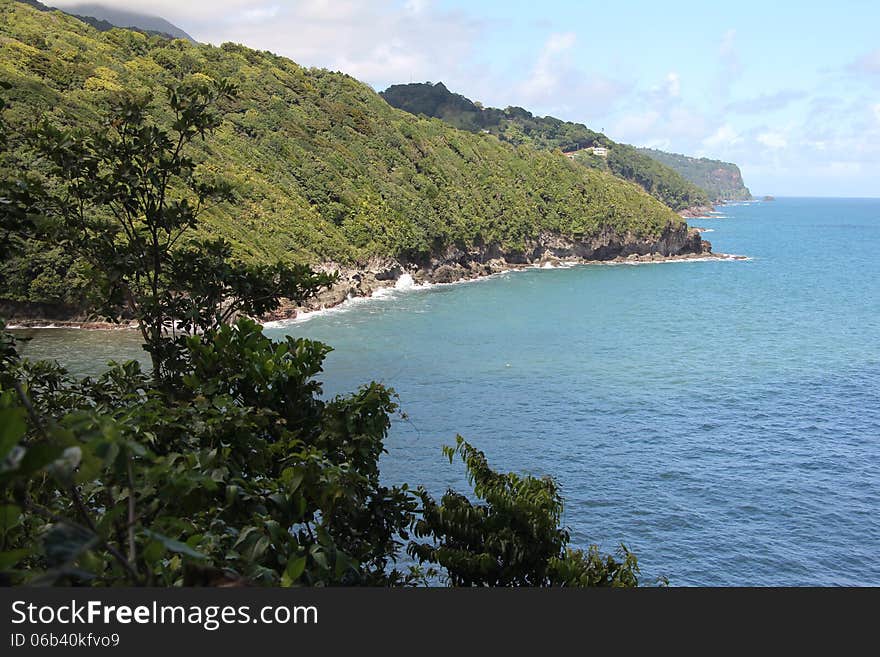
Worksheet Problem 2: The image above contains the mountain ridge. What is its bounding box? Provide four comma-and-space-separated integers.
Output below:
635, 147, 752, 202
381, 81, 716, 212
18, 0, 195, 41
0, 0, 714, 318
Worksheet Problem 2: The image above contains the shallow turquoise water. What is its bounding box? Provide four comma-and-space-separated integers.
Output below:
16, 198, 880, 585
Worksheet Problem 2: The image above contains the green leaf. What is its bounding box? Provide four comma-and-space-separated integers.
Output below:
0, 504, 22, 535
285, 468, 305, 493
143, 540, 166, 564
142, 529, 206, 559
0, 548, 31, 570
16, 443, 66, 478
251, 535, 270, 561
283, 555, 306, 585
44, 523, 95, 567
310, 545, 329, 571
0, 407, 26, 459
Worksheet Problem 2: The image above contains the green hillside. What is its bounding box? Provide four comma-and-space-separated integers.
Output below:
0, 0, 684, 309
0, 0, 679, 308
635, 148, 752, 202
381, 82, 710, 212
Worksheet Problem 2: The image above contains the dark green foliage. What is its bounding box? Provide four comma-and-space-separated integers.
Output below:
0, 75, 420, 585
0, 317, 422, 585
382, 82, 606, 151
382, 82, 710, 211
24, 78, 334, 378
0, 79, 41, 260
0, 0, 680, 311
1, 317, 641, 586
0, 58, 642, 587
410, 437, 640, 587
636, 147, 752, 202
603, 145, 711, 211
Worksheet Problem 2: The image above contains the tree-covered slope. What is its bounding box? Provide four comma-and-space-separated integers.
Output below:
635, 148, 752, 202
0, 0, 686, 308
382, 82, 710, 212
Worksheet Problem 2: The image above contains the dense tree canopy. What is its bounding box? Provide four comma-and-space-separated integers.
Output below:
636, 147, 752, 202
382, 82, 711, 211
0, 0, 681, 314
0, 60, 643, 587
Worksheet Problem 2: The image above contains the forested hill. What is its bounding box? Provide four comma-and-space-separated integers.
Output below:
636, 148, 752, 202
0, 0, 684, 309
381, 82, 710, 212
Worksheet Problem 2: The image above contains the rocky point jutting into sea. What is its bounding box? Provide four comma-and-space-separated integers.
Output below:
264, 220, 738, 323
4, 219, 740, 328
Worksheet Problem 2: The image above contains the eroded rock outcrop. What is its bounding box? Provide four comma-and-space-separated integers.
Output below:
265, 222, 717, 321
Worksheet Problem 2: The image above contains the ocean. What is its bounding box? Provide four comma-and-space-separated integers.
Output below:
15, 197, 880, 586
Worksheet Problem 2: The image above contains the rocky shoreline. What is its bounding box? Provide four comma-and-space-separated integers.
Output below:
6, 221, 744, 330
262, 222, 742, 323
678, 204, 717, 219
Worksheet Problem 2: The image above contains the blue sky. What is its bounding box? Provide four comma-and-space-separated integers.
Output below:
50, 0, 880, 196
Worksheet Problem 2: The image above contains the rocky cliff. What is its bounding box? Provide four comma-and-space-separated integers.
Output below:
635, 148, 752, 202
265, 224, 718, 321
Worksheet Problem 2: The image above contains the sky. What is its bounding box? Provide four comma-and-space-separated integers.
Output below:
48, 0, 880, 197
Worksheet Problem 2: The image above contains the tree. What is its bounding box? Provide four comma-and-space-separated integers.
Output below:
0, 316, 425, 586
0, 75, 642, 588
0, 81, 419, 586
28, 78, 334, 381
0, 80, 40, 260
410, 437, 640, 587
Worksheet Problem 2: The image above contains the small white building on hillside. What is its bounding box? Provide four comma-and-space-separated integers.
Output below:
564, 146, 609, 158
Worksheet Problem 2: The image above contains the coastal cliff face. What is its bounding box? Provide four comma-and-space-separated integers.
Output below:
678, 205, 716, 218
264, 223, 712, 321
6, 223, 712, 327
636, 148, 752, 202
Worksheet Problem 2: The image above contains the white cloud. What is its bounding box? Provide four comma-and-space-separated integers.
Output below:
612, 110, 660, 138
703, 124, 742, 149
404, 0, 430, 14
518, 32, 577, 100
726, 90, 807, 114
649, 71, 680, 100
827, 161, 863, 175
48, 1, 483, 88
757, 131, 788, 149
873, 103, 880, 123
545, 31, 577, 54
48, 0, 263, 22
513, 32, 626, 120
719, 29, 736, 57
851, 49, 880, 75
716, 28, 742, 95
666, 72, 681, 98
240, 5, 280, 23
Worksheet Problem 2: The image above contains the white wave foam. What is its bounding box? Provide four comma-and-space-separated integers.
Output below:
395, 273, 416, 289
531, 260, 578, 270
264, 273, 446, 327
6, 323, 138, 331
7, 323, 67, 330
263, 254, 750, 327
615, 254, 750, 266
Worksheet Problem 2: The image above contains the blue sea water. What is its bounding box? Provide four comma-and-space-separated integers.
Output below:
16, 198, 880, 585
